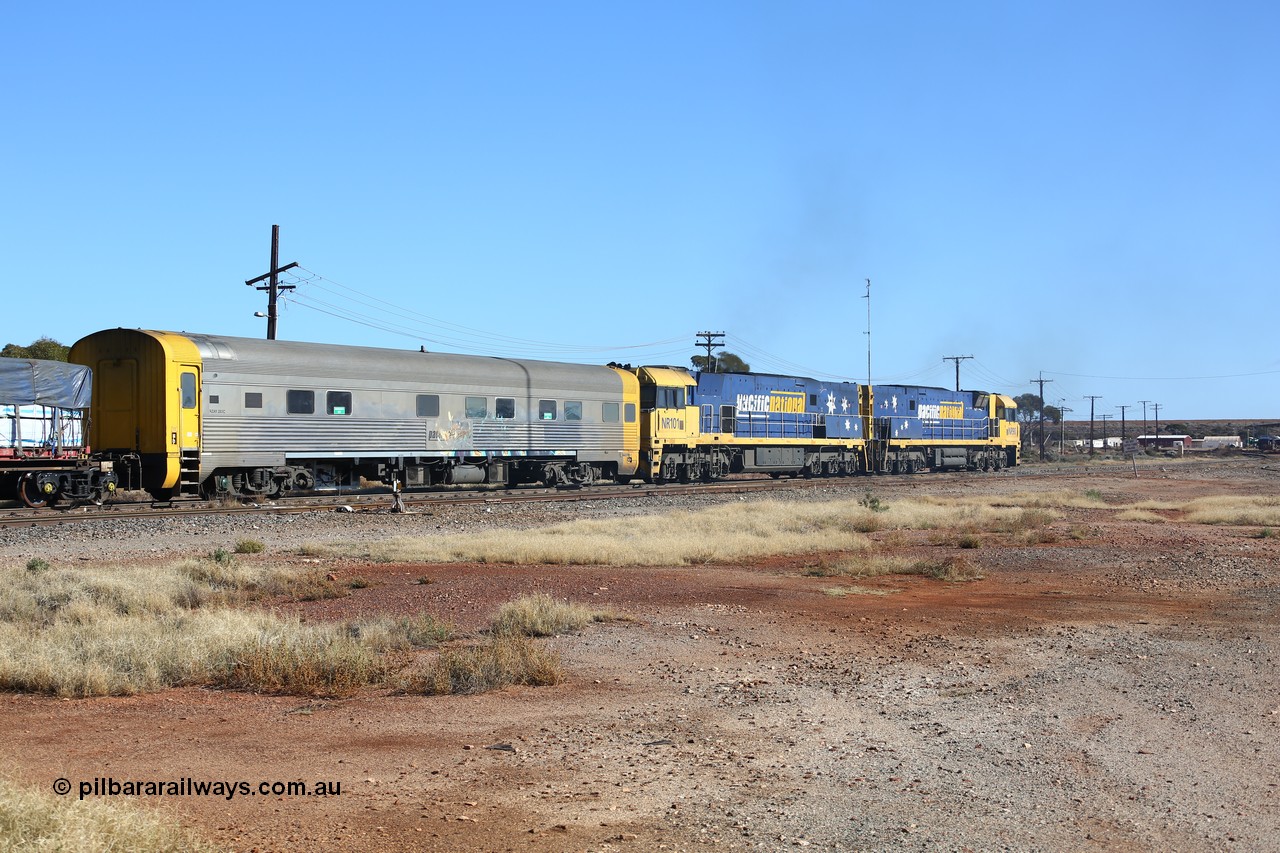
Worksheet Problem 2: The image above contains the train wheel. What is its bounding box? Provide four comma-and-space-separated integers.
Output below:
19, 475, 54, 509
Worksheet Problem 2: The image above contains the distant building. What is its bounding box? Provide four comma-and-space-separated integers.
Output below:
1137, 434, 1192, 450
1194, 436, 1243, 450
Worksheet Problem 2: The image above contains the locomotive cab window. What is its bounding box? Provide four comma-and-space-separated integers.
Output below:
565, 401, 582, 421
180, 372, 197, 409
287, 390, 315, 414
416, 394, 439, 417
244, 392, 262, 409
538, 400, 556, 420
495, 398, 515, 419
465, 397, 487, 419
327, 391, 352, 415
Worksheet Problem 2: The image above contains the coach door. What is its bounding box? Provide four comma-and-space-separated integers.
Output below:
177, 364, 201, 493
95, 358, 138, 451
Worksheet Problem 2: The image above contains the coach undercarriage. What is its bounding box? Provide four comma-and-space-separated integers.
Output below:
196, 456, 619, 500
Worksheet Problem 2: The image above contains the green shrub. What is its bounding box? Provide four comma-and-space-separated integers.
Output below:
234, 538, 265, 554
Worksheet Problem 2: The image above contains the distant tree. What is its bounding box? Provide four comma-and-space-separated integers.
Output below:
691, 352, 750, 373
1, 336, 69, 361
1013, 393, 1042, 429
1163, 423, 1187, 435
1042, 404, 1062, 424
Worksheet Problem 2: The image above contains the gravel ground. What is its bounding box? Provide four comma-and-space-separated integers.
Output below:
1, 457, 1277, 852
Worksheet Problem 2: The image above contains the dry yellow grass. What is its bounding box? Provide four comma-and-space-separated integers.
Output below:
0, 559, 447, 698
1182, 495, 1280, 526
398, 635, 564, 695
490, 593, 619, 637
318, 497, 1052, 567
0, 777, 214, 852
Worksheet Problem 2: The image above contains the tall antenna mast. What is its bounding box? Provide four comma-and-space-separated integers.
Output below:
863, 278, 871, 387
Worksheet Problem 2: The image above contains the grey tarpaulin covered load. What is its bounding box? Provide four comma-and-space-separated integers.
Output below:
0, 359, 93, 409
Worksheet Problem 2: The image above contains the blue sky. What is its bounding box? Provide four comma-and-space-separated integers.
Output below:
4, 1, 1276, 421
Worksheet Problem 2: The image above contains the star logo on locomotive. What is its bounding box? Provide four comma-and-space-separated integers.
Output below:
826, 393, 836, 415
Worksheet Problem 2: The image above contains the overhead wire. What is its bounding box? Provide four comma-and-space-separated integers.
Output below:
285, 266, 688, 356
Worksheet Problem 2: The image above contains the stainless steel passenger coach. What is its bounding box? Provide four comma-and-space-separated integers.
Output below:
71, 329, 641, 500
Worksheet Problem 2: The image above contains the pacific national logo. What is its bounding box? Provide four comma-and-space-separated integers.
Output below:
919, 402, 965, 421
736, 391, 805, 414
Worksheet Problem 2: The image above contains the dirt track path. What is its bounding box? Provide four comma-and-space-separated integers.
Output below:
3, 462, 1278, 851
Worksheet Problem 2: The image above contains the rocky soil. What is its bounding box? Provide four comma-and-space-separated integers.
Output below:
2, 457, 1278, 852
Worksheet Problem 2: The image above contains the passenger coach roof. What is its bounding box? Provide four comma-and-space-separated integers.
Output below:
179, 332, 618, 389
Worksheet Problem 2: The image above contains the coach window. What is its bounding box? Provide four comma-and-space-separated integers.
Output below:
465, 396, 487, 419
602, 402, 619, 423
565, 401, 582, 421
180, 372, 197, 409
538, 400, 556, 420
625, 403, 636, 423
495, 398, 515, 419
244, 392, 262, 409
327, 391, 352, 415
287, 390, 315, 414
416, 394, 439, 417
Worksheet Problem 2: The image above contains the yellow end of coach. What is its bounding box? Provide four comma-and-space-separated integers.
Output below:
70, 329, 203, 499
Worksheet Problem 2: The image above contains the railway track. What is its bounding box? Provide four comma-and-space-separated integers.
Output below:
1, 456, 1266, 529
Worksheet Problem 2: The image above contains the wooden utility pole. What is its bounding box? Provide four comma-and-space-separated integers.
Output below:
245, 225, 299, 340
1085, 395, 1103, 456
1116, 404, 1130, 443
695, 331, 725, 372
1029, 372, 1054, 460
943, 355, 973, 392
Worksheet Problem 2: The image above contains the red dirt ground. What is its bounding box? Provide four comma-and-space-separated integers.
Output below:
3, 462, 1278, 851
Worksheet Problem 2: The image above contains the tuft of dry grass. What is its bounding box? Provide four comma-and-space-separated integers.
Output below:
398, 635, 564, 695
1181, 495, 1280, 527
490, 593, 618, 637
805, 553, 982, 582
927, 554, 984, 582
0, 777, 214, 852
212, 623, 387, 698
234, 538, 265, 554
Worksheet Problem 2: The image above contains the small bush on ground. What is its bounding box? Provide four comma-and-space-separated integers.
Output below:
490, 593, 616, 637
234, 538, 265, 554
399, 635, 564, 695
